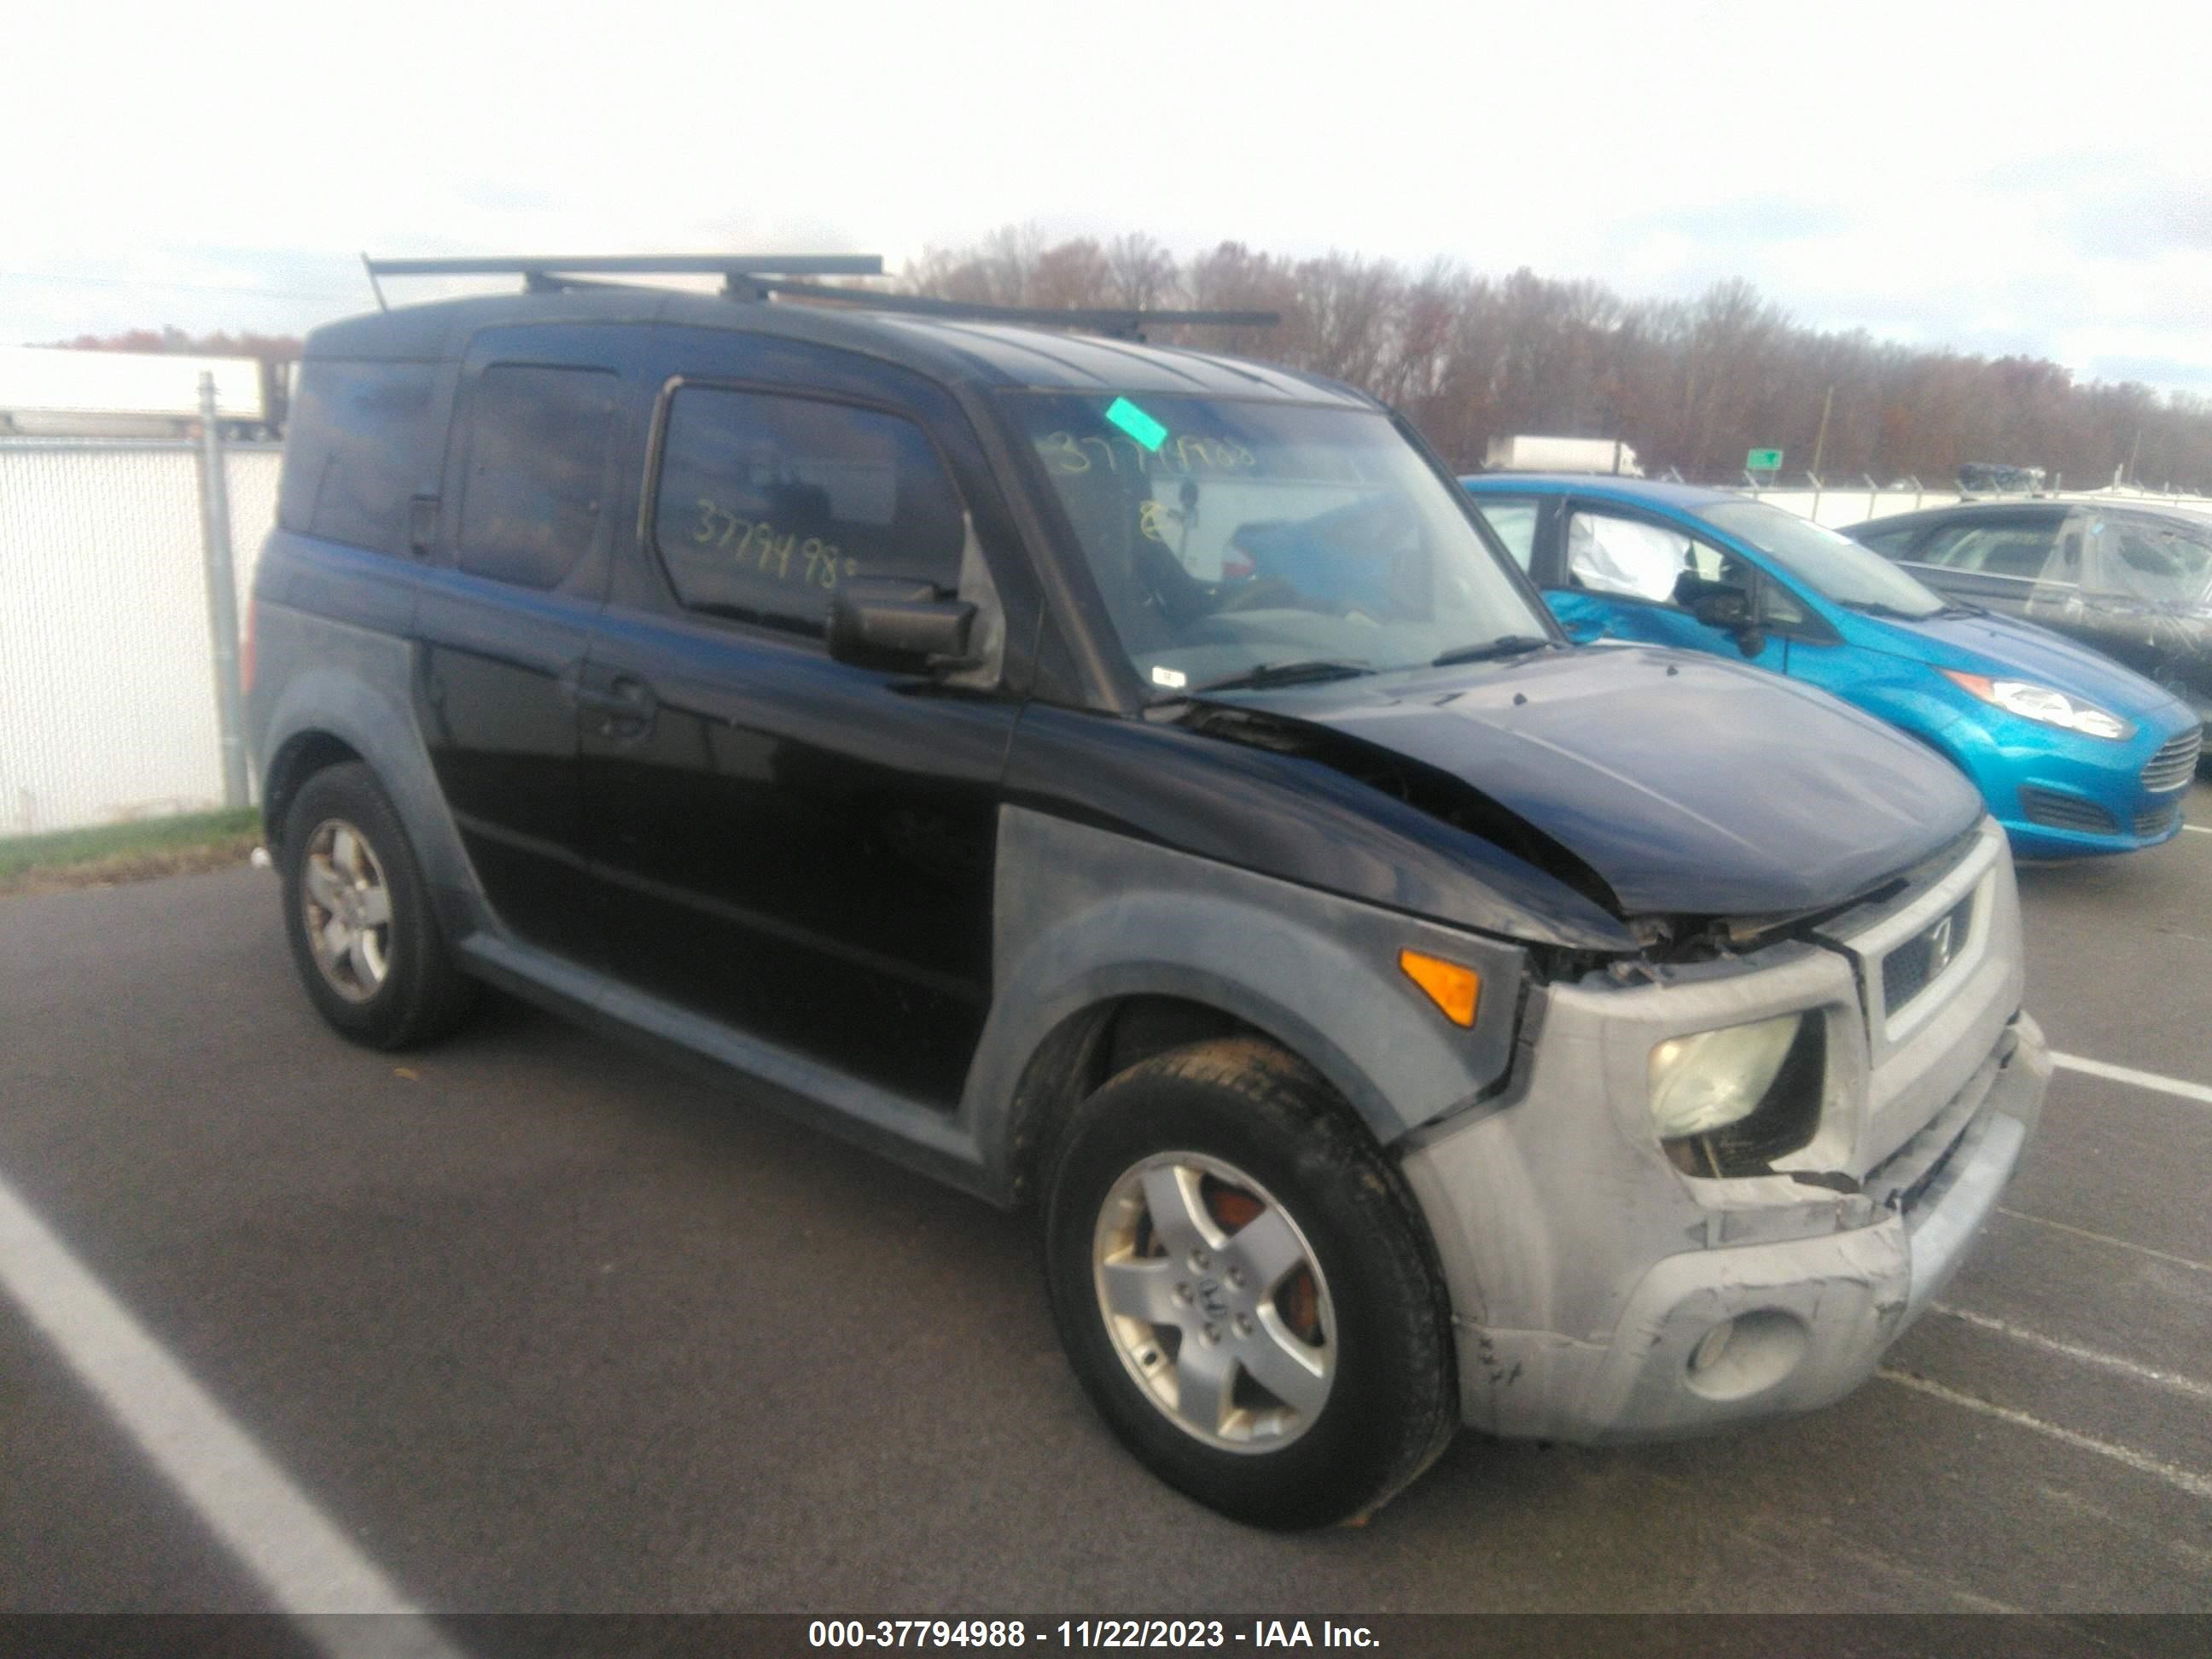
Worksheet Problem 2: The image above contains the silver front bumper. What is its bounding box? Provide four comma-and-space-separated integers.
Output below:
1396, 819, 2046, 1444
1407, 1015, 2046, 1443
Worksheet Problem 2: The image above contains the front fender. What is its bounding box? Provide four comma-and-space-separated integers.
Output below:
962, 806, 1528, 1180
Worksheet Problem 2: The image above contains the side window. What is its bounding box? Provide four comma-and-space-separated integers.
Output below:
1853, 525, 1919, 559
1565, 511, 1690, 601
651, 386, 965, 635
1912, 521, 2063, 581
1470, 498, 1540, 572
1565, 510, 1756, 604
282, 359, 444, 555
455, 364, 618, 591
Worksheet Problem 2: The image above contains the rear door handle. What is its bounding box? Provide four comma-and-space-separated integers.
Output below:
575, 674, 658, 737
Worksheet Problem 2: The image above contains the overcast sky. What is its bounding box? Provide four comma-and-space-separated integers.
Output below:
4, 1, 2207, 392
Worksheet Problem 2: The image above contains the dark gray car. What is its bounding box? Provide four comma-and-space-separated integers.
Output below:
1848, 499, 2212, 738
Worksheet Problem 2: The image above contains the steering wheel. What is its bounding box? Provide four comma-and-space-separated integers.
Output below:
1219, 577, 1302, 614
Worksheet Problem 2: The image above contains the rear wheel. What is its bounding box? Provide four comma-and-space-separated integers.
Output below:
1043, 1039, 1457, 1528
279, 763, 476, 1049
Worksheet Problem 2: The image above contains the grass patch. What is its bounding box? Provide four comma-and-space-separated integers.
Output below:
0, 807, 263, 894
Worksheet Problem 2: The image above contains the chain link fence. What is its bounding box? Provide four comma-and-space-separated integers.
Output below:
1, 440, 278, 835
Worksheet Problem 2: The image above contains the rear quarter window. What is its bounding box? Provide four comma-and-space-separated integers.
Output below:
281, 359, 446, 554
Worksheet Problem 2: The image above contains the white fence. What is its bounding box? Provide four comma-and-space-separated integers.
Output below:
1, 442, 277, 835
1721, 480, 2212, 529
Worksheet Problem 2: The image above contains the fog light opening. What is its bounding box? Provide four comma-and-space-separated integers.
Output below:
1683, 1309, 1809, 1402
1690, 1319, 1736, 1376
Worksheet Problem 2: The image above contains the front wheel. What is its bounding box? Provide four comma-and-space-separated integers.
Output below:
1043, 1039, 1458, 1528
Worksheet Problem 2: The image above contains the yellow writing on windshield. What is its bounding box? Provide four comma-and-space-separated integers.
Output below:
1039, 430, 1256, 478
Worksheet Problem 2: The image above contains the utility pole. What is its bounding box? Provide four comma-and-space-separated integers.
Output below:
1809, 383, 1834, 479
195, 373, 250, 809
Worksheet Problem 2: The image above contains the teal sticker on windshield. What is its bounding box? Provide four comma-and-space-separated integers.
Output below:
1104, 396, 1167, 452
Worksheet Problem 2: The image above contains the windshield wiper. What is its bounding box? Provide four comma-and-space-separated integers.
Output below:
1190, 659, 1376, 694
1430, 634, 1557, 667
1842, 600, 1940, 621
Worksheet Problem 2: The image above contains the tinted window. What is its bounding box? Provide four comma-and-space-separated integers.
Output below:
283, 359, 444, 553
653, 387, 965, 635
1470, 497, 1540, 570
1914, 521, 2063, 580
1852, 524, 1919, 558
455, 364, 618, 591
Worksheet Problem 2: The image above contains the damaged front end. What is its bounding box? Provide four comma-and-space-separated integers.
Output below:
1173, 684, 2046, 1444
1390, 814, 2047, 1442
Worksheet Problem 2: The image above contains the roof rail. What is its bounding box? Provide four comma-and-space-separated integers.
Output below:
359, 254, 1278, 341
755, 278, 1279, 341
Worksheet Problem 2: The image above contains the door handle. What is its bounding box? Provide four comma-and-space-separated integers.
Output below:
575, 675, 658, 736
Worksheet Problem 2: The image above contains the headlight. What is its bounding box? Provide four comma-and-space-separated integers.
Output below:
1648, 1013, 1804, 1140
1941, 671, 2132, 740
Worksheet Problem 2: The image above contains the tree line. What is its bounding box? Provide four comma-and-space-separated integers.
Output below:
902, 228, 2212, 491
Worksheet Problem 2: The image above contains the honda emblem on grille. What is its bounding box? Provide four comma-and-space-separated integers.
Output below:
1926, 914, 1955, 975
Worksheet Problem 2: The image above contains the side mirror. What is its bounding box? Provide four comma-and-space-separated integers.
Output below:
1686, 585, 1753, 630
827, 577, 978, 672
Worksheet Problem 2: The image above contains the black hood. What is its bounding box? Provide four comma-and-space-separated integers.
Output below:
1209, 643, 1985, 917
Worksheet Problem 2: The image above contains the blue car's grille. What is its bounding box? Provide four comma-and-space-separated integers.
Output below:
2142, 729, 2202, 794
2135, 802, 2182, 838
2019, 788, 2116, 835
1882, 891, 1977, 1016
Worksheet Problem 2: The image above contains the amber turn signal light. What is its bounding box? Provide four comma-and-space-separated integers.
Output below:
1398, 949, 1480, 1027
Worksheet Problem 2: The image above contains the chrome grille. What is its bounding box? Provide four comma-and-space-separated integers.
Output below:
2142, 728, 2202, 794
2135, 802, 2181, 839
2018, 788, 2116, 835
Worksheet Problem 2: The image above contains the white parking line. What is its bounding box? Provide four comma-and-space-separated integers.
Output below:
2051, 1051, 2212, 1108
1997, 1208, 2212, 1278
1877, 1368, 2212, 1503
2183, 824, 2209, 835
1930, 1305, 2212, 1404
0, 1170, 463, 1653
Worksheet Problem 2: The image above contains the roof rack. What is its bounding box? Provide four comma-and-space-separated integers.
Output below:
754, 278, 1277, 341
358, 253, 1278, 341
360, 253, 885, 310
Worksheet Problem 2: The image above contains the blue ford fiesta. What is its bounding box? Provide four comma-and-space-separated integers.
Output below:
1459, 476, 2200, 859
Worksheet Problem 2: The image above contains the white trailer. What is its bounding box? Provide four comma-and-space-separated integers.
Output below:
1482, 434, 1643, 475
0, 346, 278, 440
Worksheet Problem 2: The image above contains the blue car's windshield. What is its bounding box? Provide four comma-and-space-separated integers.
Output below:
1697, 499, 1947, 619
1007, 392, 1548, 694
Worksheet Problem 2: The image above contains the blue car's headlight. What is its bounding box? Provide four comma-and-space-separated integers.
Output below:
1941, 671, 2133, 741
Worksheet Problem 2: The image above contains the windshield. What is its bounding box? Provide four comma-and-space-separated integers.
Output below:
1697, 499, 1947, 618
1008, 393, 1550, 694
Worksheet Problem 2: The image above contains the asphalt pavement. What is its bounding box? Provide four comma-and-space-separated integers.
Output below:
2, 788, 2208, 1619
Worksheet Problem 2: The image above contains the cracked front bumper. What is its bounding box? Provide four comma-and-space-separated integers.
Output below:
1402, 981, 2048, 1445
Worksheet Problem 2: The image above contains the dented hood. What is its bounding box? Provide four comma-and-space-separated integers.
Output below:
1209, 643, 1984, 917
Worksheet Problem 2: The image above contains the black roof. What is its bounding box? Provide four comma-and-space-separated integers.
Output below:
1853, 498, 2071, 533
305, 287, 1370, 408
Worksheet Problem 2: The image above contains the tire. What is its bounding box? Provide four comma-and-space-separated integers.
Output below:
1042, 1038, 1458, 1528
278, 762, 477, 1049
